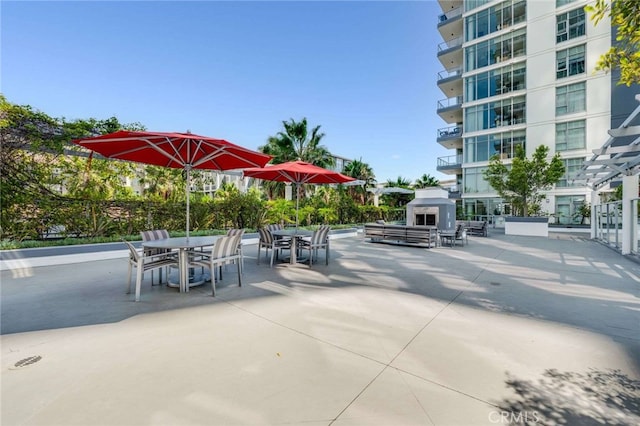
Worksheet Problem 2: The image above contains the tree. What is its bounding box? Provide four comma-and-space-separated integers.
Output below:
259, 117, 333, 167
258, 117, 334, 199
0, 95, 67, 207
483, 145, 565, 217
383, 176, 414, 207
343, 158, 376, 205
385, 176, 412, 188
414, 173, 440, 189
586, 0, 640, 86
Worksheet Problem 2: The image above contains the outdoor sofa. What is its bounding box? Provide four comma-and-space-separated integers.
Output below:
457, 220, 488, 237
364, 223, 438, 248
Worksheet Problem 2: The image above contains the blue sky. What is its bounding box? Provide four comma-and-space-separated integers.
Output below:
2, 0, 451, 183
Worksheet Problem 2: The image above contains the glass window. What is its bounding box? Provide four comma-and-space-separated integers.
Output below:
464, 167, 491, 193
555, 195, 585, 225
556, 82, 586, 116
466, 67, 516, 102
465, 0, 526, 41
465, 96, 526, 131
556, 120, 586, 151
557, 45, 585, 78
464, 130, 526, 162
557, 8, 585, 43
465, 0, 491, 13
556, 157, 585, 187
556, 0, 577, 7
465, 29, 526, 72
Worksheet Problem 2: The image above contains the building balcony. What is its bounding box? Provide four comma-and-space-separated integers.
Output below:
438, 6, 463, 40
437, 67, 463, 98
437, 154, 463, 175
436, 125, 463, 149
437, 36, 463, 69
437, 96, 463, 124
438, 0, 463, 14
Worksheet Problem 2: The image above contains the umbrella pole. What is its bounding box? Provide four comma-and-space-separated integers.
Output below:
296, 183, 300, 229
186, 167, 191, 239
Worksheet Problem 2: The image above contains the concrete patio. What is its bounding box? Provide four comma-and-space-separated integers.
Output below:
2, 231, 639, 425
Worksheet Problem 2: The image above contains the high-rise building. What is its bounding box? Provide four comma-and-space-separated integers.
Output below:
435, 0, 632, 224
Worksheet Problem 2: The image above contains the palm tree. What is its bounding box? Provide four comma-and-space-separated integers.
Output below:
343, 158, 376, 205
414, 173, 440, 189
260, 117, 333, 166
258, 117, 335, 199
384, 176, 413, 207
385, 176, 412, 188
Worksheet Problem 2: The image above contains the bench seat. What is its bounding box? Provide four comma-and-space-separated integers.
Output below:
364, 224, 438, 248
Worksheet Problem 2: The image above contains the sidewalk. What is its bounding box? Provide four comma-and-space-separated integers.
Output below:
2, 231, 639, 425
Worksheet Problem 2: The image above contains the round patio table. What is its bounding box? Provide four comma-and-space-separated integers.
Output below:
142, 236, 221, 293
271, 229, 313, 264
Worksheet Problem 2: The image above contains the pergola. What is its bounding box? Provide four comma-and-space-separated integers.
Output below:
574, 94, 640, 254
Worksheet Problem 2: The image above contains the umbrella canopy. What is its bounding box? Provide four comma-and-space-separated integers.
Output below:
74, 130, 272, 237
368, 187, 414, 207
243, 160, 356, 227
368, 187, 415, 195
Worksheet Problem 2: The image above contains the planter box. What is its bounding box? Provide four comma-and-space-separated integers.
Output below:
505, 217, 549, 237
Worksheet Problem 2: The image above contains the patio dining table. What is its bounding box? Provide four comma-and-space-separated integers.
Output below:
142, 236, 220, 293
271, 229, 313, 264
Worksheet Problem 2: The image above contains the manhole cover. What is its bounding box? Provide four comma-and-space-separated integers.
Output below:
12, 356, 42, 369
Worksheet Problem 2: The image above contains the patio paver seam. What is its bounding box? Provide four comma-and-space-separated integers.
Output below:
328, 288, 472, 425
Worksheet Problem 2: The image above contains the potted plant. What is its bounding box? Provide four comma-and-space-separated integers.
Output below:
483, 145, 565, 237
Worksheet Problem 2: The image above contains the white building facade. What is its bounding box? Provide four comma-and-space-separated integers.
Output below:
435, 0, 627, 224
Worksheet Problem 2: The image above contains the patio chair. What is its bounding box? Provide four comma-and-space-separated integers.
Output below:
298, 225, 330, 266
124, 241, 177, 302
226, 228, 245, 273
191, 234, 242, 297
454, 223, 468, 246
257, 227, 291, 268
140, 229, 172, 285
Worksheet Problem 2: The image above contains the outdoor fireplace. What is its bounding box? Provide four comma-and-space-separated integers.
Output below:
406, 188, 455, 231
414, 207, 438, 226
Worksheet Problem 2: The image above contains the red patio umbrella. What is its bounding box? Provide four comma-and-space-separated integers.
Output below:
73, 130, 272, 237
242, 160, 356, 227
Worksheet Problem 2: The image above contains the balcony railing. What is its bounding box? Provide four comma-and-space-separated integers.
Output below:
437, 96, 463, 110
437, 68, 463, 82
437, 154, 463, 168
437, 36, 463, 53
437, 125, 462, 138
438, 6, 462, 24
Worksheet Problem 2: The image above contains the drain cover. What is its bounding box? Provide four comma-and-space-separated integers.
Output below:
490, 282, 501, 286
13, 356, 42, 368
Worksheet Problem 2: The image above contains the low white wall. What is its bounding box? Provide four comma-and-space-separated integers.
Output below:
505, 218, 549, 237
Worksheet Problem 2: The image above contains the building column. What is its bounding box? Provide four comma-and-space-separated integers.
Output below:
621, 174, 638, 254
590, 189, 599, 239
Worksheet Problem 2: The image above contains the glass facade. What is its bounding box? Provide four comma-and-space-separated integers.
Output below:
465, 129, 526, 162
465, 62, 526, 101
465, 28, 526, 72
464, 95, 526, 132
465, 0, 526, 41
463, 166, 492, 193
